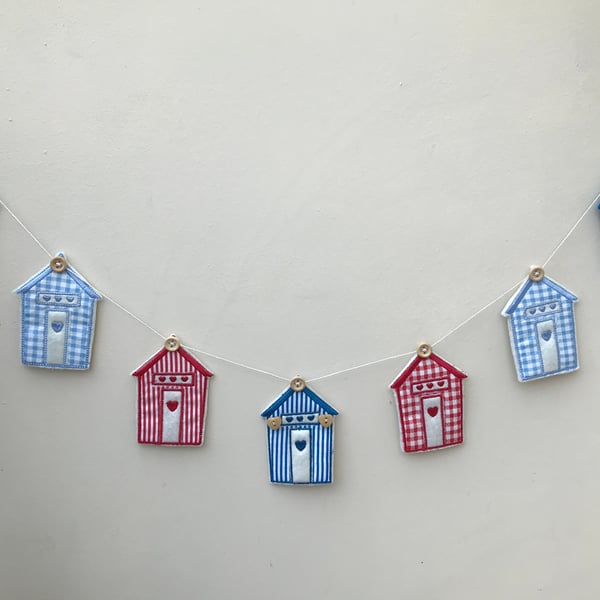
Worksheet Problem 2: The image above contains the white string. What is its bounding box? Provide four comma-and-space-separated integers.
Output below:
307, 282, 523, 382
1, 193, 596, 383
0, 198, 52, 257
431, 281, 521, 347
302, 193, 600, 382
0, 197, 291, 381
542, 192, 600, 268
306, 351, 415, 383
183, 345, 290, 381
95, 290, 168, 340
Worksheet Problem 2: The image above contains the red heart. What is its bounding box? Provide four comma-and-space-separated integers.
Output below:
166, 401, 179, 412
181, 375, 189, 382
426, 383, 434, 389
169, 376, 177, 382
416, 384, 423, 391
158, 376, 166, 382
427, 406, 439, 418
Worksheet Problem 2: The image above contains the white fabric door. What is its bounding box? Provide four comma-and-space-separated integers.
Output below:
422, 396, 443, 449
162, 391, 182, 444
291, 429, 311, 483
46, 311, 67, 365
536, 319, 558, 374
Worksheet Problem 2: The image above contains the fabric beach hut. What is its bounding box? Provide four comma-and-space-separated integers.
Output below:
390, 344, 467, 453
14, 253, 101, 369
501, 266, 578, 382
261, 377, 338, 485
132, 335, 213, 446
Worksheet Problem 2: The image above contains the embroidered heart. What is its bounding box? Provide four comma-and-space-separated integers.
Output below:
54, 296, 62, 302
285, 417, 294, 423
297, 416, 304, 422
427, 406, 439, 418
541, 330, 552, 342
42, 295, 51, 302
307, 415, 315, 421
181, 375, 189, 382
158, 376, 166, 382
550, 303, 557, 310
169, 376, 177, 382
426, 383, 434, 389
66, 296, 75, 302
416, 384, 423, 391
51, 322, 64, 333
437, 381, 445, 387
528, 308, 536, 315
539, 306, 546, 313
166, 400, 179, 412
294, 440, 307, 451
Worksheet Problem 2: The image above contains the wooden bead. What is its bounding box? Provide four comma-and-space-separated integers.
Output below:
164, 335, 180, 351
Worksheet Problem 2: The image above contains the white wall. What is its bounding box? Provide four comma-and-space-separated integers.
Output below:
2, 2, 600, 598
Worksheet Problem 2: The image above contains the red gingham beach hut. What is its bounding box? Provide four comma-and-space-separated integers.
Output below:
132, 336, 213, 446
389, 344, 467, 453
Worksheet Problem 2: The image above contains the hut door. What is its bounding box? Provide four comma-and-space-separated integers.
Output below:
422, 396, 443, 449
536, 320, 558, 374
46, 311, 68, 365
291, 430, 311, 483
162, 391, 182, 444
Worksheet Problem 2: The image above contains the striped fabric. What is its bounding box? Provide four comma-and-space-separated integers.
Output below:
502, 276, 578, 381
15, 258, 101, 369
132, 346, 213, 446
262, 387, 338, 484
390, 353, 467, 453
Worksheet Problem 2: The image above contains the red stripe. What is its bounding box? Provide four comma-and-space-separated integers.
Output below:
135, 345, 211, 446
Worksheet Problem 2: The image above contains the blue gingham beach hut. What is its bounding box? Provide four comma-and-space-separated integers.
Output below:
501, 266, 578, 382
261, 377, 338, 485
15, 253, 101, 369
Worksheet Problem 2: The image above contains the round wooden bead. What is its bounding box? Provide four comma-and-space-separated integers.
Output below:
417, 343, 432, 358
529, 266, 545, 282
50, 256, 67, 272
290, 376, 306, 392
164, 335, 180, 351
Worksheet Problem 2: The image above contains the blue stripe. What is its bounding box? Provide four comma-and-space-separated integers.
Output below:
261, 386, 339, 416
263, 388, 338, 484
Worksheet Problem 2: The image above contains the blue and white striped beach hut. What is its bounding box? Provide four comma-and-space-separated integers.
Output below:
261, 377, 338, 485
501, 267, 578, 382
15, 253, 101, 369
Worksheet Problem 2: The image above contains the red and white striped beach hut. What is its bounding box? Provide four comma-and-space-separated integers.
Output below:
132, 336, 213, 446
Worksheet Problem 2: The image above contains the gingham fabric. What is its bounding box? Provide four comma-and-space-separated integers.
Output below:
502, 276, 578, 382
15, 260, 101, 369
390, 354, 466, 453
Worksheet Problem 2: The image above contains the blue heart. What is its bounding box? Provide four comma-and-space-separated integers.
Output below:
51, 322, 64, 333
55, 296, 62, 302
539, 306, 546, 313
295, 440, 307, 451
306, 415, 315, 421
541, 330, 552, 342
549, 303, 557, 310
66, 296, 75, 302
528, 308, 536, 316
285, 417, 294, 423
297, 416, 304, 422
42, 295, 51, 302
